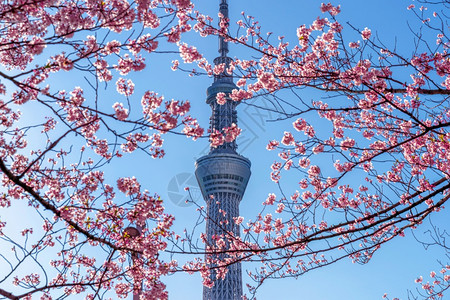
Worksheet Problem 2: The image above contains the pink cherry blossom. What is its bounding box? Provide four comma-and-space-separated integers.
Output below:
112, 102, 129, 120
216, 92, 227, 105
361, 27, 372, 40
116, 78, 135, 96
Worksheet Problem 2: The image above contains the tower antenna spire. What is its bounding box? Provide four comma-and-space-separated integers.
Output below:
218, 0, 229, 58
213, 0, 232, 83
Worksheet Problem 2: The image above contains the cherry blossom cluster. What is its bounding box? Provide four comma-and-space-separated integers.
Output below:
208, 123, 242, 148
413, 267, 450, 299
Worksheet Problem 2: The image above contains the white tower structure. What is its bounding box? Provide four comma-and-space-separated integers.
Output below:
195, 1, 251, 299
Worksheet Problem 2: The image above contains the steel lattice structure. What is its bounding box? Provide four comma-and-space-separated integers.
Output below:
195, 1, 251, 299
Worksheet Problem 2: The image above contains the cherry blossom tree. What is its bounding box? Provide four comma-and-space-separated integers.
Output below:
167, 1, 450, 299
0, 0, 210, 299
1, 0, 449, 299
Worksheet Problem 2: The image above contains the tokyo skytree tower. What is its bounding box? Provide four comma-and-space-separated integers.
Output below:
194, 0, 251, 299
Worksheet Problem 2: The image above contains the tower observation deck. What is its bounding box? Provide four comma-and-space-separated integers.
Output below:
195, 1, 251, 299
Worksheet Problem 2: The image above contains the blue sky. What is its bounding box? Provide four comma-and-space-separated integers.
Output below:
0, 0, 447, 299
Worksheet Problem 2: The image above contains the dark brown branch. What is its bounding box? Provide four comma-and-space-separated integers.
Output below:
316, 87, 450, 95
0, 288, 19, 300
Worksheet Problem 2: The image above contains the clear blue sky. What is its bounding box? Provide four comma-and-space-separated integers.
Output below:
1, 1, 446, 299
